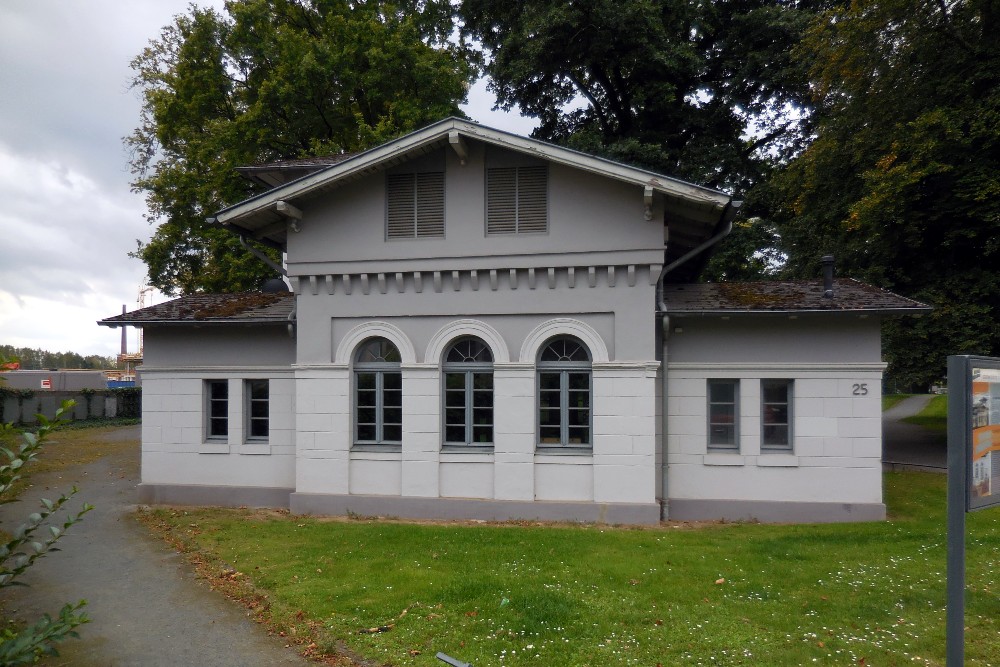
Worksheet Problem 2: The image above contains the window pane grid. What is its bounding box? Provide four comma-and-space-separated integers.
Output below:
245, 379, 269, 441
354, 337, 402, 446
762, 380, 793, 450
537, 338, 592, 449
206, 381, 228, 439
708, 379, 739, 450
442, 362, 493, 445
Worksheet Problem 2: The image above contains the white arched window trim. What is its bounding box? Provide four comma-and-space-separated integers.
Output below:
519, 318, 609, 364
425, 319, 511, 365
335, 321, 417, 365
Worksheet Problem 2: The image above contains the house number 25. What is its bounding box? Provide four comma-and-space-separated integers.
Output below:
852, 383, 869, 396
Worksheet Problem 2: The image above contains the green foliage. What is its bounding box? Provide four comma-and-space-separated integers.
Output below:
128, 0, 475, 294
108, 387, 142, 420
461, 0, 829, 194
768, 0, 1000, 389
0, 601, 88, 666
0, 345, 116, 371
0, 401, 91, 663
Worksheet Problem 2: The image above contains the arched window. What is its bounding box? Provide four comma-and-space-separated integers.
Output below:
354, 337, 402, 446
537, 336, 591, 448
442, 337, 493, 447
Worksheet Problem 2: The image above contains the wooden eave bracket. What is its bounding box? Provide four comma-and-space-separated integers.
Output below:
448, 131, 468, 166
276, 200, 303, 232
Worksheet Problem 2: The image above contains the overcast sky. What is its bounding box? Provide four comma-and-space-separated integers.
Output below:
0, 1, 536, 359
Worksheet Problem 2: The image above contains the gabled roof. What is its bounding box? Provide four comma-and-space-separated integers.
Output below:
236, 152, 361, 188
98, 292, 294, 328
662, 279, 930, 316
211, 117, 737, 281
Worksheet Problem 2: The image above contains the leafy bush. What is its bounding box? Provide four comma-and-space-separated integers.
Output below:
0, 400, 91, 663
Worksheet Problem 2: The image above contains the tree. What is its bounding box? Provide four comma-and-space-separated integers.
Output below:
460, 0, 829, 196
0, 401, 91, 664
767, 0, 1000, 389
128, 0, 474, 294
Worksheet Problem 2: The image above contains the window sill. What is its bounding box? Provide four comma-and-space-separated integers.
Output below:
351, 446, 402, 460
756, 453, 798, 467
702, 453, 745, 466
441, 451, 495, 463
199, 441, 230, 455
535, 449, 593, 463
441, 445, 495, 455
241, 442, 271, 455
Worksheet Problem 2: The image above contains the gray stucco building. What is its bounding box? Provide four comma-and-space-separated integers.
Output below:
101, 118, 927, 524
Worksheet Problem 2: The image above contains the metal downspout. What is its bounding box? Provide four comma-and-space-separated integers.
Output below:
656, 201, 741, 517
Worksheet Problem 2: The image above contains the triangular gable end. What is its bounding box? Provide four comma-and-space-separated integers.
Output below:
210, 117, 736, 280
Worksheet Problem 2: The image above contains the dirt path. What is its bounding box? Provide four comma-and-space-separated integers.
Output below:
0, 425, 310, 666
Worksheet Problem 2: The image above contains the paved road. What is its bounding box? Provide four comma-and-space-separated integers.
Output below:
882, 394, 947, 471
0, 425, 309, 667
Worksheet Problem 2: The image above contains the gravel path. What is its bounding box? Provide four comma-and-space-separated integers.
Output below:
0, 425, 310, 666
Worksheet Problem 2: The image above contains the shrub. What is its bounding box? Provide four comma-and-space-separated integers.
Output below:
0, 401, 91, 663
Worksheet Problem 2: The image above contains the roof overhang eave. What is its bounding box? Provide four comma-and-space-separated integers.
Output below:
98, 318, 293, 328
663, 307, 933, 318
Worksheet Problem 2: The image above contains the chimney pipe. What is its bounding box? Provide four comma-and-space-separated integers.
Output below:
121, 305, 127, 354
822, 255, 835, 298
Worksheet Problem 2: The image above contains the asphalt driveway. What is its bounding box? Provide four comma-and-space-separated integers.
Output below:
0, 425, 309, 667
882, 394, 947, 471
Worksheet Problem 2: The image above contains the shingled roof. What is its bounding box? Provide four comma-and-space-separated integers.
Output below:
98, 292, 294, 327
662, 279, 930, 316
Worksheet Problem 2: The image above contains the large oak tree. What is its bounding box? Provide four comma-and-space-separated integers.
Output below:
128, 0, 473, 294
767, 0, 1000, 388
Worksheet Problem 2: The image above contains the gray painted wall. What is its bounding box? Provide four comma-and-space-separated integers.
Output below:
285, 141, 665, 275
142, 325, 295, 367
666, 316, 883, 364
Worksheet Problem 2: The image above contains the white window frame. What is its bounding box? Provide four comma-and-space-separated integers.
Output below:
761, 379, 793, 452
707, 379, 740, 451
205, 380, 228, 441
353, 338, 403, 448
442, 337, 494, 449
536, 337, 592, 451
244, 379, 269, 442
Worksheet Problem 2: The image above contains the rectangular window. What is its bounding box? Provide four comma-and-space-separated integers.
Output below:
538, 370, 591, 447
761, 379, 792, 451
707, 379, 739, 450
354, 370, 402, 445
486, 165, 547, 234
245, 379, 269, 441
206, 380, 228, 440
444, 370, 494, 446
386, 172, 445, 239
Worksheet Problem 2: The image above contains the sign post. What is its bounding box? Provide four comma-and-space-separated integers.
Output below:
946, 355, 1000, 666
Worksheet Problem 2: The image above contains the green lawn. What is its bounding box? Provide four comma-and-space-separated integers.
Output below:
139, 473, 1000, 666
902, 394, 949, 433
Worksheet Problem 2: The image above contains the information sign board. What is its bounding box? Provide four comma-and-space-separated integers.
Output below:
950, 356, 1000, 512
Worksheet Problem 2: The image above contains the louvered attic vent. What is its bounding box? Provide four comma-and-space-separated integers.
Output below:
386, 172, 445, 239
486, 166, 548, 235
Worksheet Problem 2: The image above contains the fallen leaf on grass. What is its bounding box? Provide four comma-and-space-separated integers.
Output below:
359, 624, 395, 634
715, 578, 725, 585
